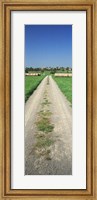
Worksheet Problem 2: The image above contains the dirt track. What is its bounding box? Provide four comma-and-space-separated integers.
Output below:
25, 76, 72, 175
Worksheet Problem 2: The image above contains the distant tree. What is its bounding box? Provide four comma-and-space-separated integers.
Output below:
28, 67, 33, 71
50, 69, 56, 74
33, 68, 39, 71
41, 68, 44, 73
25, 68, 28, 73
31, 67, 33, 71
66, 67, 69, 70
61, 67, 64, 71
66, 67, 69, 73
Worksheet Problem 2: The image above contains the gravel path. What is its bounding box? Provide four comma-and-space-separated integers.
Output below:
25, 76, 72, 175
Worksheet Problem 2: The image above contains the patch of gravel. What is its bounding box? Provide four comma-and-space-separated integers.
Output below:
25, 76, 72, 175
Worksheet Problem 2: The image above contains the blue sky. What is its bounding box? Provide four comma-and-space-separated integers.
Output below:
25, 25, 72, 68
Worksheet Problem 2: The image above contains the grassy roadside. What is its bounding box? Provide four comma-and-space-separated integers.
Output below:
53, 76, 72, 104
25, 76, 44, 102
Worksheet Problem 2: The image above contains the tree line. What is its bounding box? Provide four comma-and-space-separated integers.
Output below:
25, 67, 72, 73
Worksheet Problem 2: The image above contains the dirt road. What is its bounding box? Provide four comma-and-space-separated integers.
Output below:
25, 76, 72, 175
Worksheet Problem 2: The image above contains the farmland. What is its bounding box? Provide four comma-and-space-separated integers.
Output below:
25, 76, 44, 102
25, 68, 72, 103
53, 76, 72, 104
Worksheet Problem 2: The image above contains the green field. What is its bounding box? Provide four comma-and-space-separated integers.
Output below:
25, 76, 44, 102
53, 76, 72, 104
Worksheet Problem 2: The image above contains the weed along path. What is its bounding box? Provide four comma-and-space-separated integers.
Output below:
25, 76, 72, 175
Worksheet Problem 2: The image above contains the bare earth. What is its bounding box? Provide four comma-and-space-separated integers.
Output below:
25, 76, 72, 175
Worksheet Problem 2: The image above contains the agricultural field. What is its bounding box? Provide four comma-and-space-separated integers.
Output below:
25, 76, 44, 102
53, 76, 72, 104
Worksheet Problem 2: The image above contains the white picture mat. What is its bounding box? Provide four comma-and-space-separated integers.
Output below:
11, 11, 86, 189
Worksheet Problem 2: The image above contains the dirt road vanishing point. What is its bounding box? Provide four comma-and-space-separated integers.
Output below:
25, 76, 72, 175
